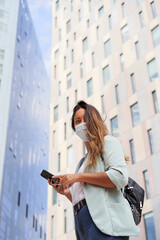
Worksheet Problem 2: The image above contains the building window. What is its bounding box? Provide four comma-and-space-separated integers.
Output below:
17, 191, 21, 206
64, 56, 66, 70
55, 17, 57, 28
130, 103, 140, 127
54, 65, 56, 78
139, 11, 144, 28
92, 52, 95, 67
103, 65, 110, 84
80, 62, 83, 78
66, 20, 71, 33
152, 90, 159, 113
111, 116, 119, 136
147, 58, 159, 81
40, 226, 42, 239
66, 97, 69, 113
87, 78, 93, 97
66, 39, 69, 48
104, 39, 111, 57
121, 2, 126, 18
115, 84, 120, 104
151, 25, 160, 47
96, 26, 100, 40
58, 81, 61, 96
0, 49, 4, 60
35, 218, 38, 232
144, 212, 156, 240
55, 49, 59, 60
53, 189, 57, 205
135, 41, 140, 59
87, 19, 90, 28
64, 209, 67, 233
150, 1, 157, 18
129, 139, 136, 164
98, 6, 104, 17
108, 14, 112, 30
75, 89, 78, 103
130, 73, 136, 93
101, 95, 105, 114
56, 0, 59, 11
58, 152, 61, 172
120, 53, 124, 71
33, 215, 35, 228
83, 37, 88, 52
51, 216, 54, 238
89, 0, 92, 11
143, 170, 150, 199
54, 106, 58, 122
70, 0, 73, 11
63, 7, 66, 18
26, 204, 29, 218
53, 130, 56, 147
78, 9, 81, 21
71, 49, 74, 63
67, 72, 72, 88
44, 233, 46, 240
64, 122, 67, 140
73, 32, 76, 41
59, 29, 61, 41
147, 129, 155, 154
67, 145, 73, 166
121, 24, 129, 42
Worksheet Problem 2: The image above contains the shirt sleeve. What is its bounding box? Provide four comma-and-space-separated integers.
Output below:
103, 136, 128, 190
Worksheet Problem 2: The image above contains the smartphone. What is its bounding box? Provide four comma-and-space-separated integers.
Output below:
40, 170, 60, 184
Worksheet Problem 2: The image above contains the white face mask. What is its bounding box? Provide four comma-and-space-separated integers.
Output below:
75, 122, 89, 142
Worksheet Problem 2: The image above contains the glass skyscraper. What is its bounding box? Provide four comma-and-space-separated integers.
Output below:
0, 0, 49, 239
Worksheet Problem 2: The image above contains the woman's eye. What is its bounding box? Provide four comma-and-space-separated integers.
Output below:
75, 120, 80, 124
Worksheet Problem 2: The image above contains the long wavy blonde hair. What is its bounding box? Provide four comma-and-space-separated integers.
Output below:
72, 101, 109, 169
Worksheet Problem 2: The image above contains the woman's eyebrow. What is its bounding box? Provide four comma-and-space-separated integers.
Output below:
75, 117, 80, 119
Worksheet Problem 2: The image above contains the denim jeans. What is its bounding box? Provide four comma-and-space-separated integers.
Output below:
74, 205, 129, 240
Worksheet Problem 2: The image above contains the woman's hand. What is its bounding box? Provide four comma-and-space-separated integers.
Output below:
52, 174, 79, 190
48, 178, 72, 202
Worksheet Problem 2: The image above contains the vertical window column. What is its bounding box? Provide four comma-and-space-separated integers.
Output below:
147, 129, 155, 154
143, 170, 151, 199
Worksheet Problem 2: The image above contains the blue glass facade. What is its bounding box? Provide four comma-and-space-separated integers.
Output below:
0, 0, 49, 239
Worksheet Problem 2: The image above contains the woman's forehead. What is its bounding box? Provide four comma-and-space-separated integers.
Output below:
74, 108, 85, 119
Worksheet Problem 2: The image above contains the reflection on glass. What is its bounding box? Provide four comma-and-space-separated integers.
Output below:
151, 25, 160, 46
87, 78, 93, 97
103, 65, 110, 84
111, 116, 119, 136
67, 145, 73, 166
148, 129, 155, 154
143, 170, 150, 199
152, 90, 159, 113
150, 1, 157, 18
129, 139, 136, 164
147, 58, 159, 81
121, 24, 129, 42
130, 102, 140, 127
144, 212, 156, 240
104, 39, 111, 57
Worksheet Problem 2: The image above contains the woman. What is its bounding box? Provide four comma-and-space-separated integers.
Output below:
48, 100, 140, 240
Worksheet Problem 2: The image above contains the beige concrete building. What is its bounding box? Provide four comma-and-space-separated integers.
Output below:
48, 0, 160, 239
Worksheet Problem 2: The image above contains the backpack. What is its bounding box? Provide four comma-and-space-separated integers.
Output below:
123, 177, 145, 225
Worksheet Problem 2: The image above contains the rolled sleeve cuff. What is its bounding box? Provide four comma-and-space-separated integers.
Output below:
105, 169, 128, 190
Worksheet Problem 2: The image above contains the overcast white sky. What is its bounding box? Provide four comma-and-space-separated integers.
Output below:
27, 0, 52, 78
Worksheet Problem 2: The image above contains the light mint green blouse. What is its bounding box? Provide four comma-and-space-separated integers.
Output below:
74, 135, 140, 237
